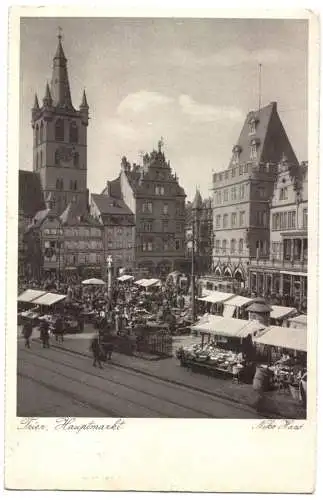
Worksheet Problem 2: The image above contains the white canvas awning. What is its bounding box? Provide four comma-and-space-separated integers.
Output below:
191, 316, 265, 339
18, 289, 47, 303
270, 305, 297, 320
224, 295, 255, 308
198, 291, 234, 304
117, 275, 134, 282
32, 292, 67, 306
223, 304, 236, 318
82, 278, 106, 285
144, 278, 161, 287
280, 271, 307, 277
289, 315, 307, 328
135, 279, 147, 286
255, 326, 307, 352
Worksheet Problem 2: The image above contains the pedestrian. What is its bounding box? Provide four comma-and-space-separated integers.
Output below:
22, 321, 33, 348
40, 320, 50, 348
90, 335, 103, 368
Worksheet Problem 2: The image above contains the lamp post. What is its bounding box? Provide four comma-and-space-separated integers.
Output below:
107, 255, 113, 299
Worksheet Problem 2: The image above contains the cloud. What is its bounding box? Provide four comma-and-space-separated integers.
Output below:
179, 94, 243, 123
117, 91, 174, 115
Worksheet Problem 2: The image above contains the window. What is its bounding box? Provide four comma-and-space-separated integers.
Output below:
163, 203, 169, 215
69, 122, 78, 143
232, 168, 236, 178
231, 187, 237, 201
249, 120, 256, 135
55, 150, 60, 165
244, 164, 249, 174
291, 211, 296, 229
142, 202, 153, 213
163, 240, 169, 251
219, 174, 223, 181
223, 189, 228, 202
222, 240, 227, 254
239, 184, 245, 199
231, 213, 237, 227
279, 187, 288, 200
175, 240, 180, 250
155, 185, 165, 195
35, 124, 39, 145
215, 240, 220, 253
272, 213, 279, 230
40, 122, 44, 143
162, 221, 169, 232
223, 214, 228, 228
258, 187, 265, 198
74, 152, 79, 168
176, 222, 183, 233
69, 180, 73, 190
143, 221, 152, 232
303, 208, 308, 229
148, 241, 153, 251
238, 239, 244, 254
225, 171, 229, 180
250, 144, 257, 160
230, 239, 236, 254
239, 165, 243, 175
216, 215, 221, 228
239, 211, 245, 226
40, 150, 43, 167
55, 119, 65, 142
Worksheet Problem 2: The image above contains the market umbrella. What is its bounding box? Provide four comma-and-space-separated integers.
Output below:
82, 278, 106, 286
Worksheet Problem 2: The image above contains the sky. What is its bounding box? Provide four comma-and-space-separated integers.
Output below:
19, 17, 308, 201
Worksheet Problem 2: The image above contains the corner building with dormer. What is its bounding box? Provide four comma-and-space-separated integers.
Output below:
211, 102, 299, 289
31, 34, 89, 215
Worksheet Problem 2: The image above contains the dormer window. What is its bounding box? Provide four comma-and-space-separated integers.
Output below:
250, 138, 260, 160
232, 145, 242, 164
248, 115, 258, 135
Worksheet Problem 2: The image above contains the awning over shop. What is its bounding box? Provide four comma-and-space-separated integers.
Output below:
191, 315, 265, 338
198, 291, 234, 304
270, 305, 297, 320
18, 289, 47, 303
289, 315, 307, 328
117, 275, 134, 282
135, 279, 147, 286
144, 278, 161, 287
32, 292, 67, 306
224, 295, 255, 308
255, 326, 307, 352
222, 304, 236, 318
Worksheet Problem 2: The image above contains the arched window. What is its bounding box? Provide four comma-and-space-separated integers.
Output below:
35, 124, 39, 145
222, 239, 227, 254
69, 122, 78, 143
40, 122, 44, 143
55, 150, 60, 165
55, 119, 65, 142
230, 239, 236, 254
73, 152, 79, 168
239, 238, 244, 254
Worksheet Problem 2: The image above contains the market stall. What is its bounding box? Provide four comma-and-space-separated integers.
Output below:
176, 316, 266, 381
117, 274, 134, 283
270, 305, 297, 326
197, 290, 234, 315
222, 295, 255, 319
254, 326, 307, 403
289, 314, 307, 329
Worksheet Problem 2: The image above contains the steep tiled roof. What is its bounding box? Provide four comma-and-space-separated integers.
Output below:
91, 194, 133, 216
192, 189, 203, 210
228, 102, 299, 169
101, 176, 122, 198
19, 170, 45, 218
60, 201, 100, 227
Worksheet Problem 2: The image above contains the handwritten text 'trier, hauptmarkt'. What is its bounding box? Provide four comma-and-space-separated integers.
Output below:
17, 417, 125, 433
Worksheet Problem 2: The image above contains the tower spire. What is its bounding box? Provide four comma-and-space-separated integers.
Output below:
33, 93, 40, 110
51, 32, 73, 109
80, 89, 89, 109
43, 82, 52, 107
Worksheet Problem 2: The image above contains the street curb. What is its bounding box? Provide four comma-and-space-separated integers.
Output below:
32, 339, 297, 419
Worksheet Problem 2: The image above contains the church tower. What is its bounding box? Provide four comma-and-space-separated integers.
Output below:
31, 32, 89, 215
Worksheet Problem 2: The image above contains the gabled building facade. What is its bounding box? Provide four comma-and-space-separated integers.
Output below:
211, 101, 299, 288
103, 143, 187, 276
90, 194, 135, 273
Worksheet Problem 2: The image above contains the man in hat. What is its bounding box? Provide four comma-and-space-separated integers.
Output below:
90, 334, 103, 368
22, 320, 33, 349
39, 319, 50, 348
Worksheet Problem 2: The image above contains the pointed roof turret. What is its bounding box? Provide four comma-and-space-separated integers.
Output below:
80, 89, 89, 109
50, 32, 73, 109
43, 82, 53, 107
192, 188, 203, 210
33, 93, 40, 110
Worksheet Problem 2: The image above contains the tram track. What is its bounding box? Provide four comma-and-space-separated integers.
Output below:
18, 348, 221, 418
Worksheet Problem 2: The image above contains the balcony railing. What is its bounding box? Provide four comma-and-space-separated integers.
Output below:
249, 257, 307, 272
